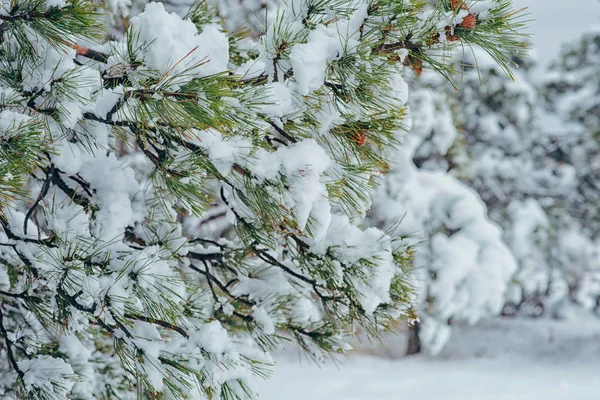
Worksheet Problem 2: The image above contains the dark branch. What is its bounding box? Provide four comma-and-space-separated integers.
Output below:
267, 120, 298, 144
74, 44, 108, 63
123, 313, 189, 339
52, 169, 94, 211
0, 307, 25, 379
0, 214, 56, 248
23, 165, 54, 235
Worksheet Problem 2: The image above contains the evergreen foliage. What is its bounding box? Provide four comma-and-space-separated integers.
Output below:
0, 0, 527, 398
539, 22, 600, 315
543, 23, 600, 138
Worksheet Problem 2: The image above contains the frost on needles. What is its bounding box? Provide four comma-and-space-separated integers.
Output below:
0, 1, 526, 399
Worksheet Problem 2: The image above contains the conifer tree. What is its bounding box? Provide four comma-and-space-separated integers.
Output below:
369, 64, 518, 354
543, 22, 600, 138
397, 31, 600, 343
1, 0, 526, 398
540, 20, 600, 314
451, 50, 568, 318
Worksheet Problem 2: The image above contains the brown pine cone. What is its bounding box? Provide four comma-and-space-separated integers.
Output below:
459, 14, 477, 29
451, 0, 468, 11
444, 25, 460, 42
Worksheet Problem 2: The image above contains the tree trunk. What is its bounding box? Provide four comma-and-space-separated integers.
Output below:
406, 321, 422, 355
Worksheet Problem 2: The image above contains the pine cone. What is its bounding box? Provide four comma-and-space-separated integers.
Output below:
451, 0, 468, 11
445, 26, 460, 42
459, 14, 477, 29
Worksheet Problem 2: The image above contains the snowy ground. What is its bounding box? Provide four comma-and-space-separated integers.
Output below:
257, 317, 600, 399
258, 356, 599, 400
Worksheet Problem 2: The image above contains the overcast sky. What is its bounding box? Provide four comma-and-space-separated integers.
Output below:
511, 0, 600, 68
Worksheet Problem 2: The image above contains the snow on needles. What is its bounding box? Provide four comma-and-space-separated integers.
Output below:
111, 2, 229, 86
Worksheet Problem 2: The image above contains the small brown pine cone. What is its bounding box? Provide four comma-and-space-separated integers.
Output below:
233, 164, 247, 175
389, 53, 402, 64
444, 25, 460, 42
459, 14, 477, 29
451, 0, 468, 10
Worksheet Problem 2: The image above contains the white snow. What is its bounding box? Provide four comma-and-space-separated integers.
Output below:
259, 355, 600, 400
18, 356, 76, 397
2, 1, 599, 399
115, 3, 229, 84
314, 214, 397, 314
0, 110, 31, 134
258, 317, 600, 400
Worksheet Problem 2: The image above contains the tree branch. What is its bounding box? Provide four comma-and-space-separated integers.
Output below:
123, 313, 189, 339
0, 307, 25, 379
74, 44, 108, 63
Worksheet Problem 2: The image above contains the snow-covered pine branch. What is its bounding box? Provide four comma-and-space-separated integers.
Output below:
1, 0, 527, 398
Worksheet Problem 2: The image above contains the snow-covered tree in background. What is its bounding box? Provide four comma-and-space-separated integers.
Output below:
390, 18, 600, 355
542, 19, 600, 239
0, 0, 528, 398
444, 49, 580, 318
540, 21, 600, 314
369, 64, 518, 354
543, 23, 600, 138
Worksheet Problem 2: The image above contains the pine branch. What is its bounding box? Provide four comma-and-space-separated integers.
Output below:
0, 214, 57, 247
267, 120, 297, 144
0, 307, 25, 379
74, 44, 108, 63
123, 313, 189, 338
23, 165, 54, 235
187, 261, 252, 307
0, 290, 28, 299
52, 169, 95, 211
